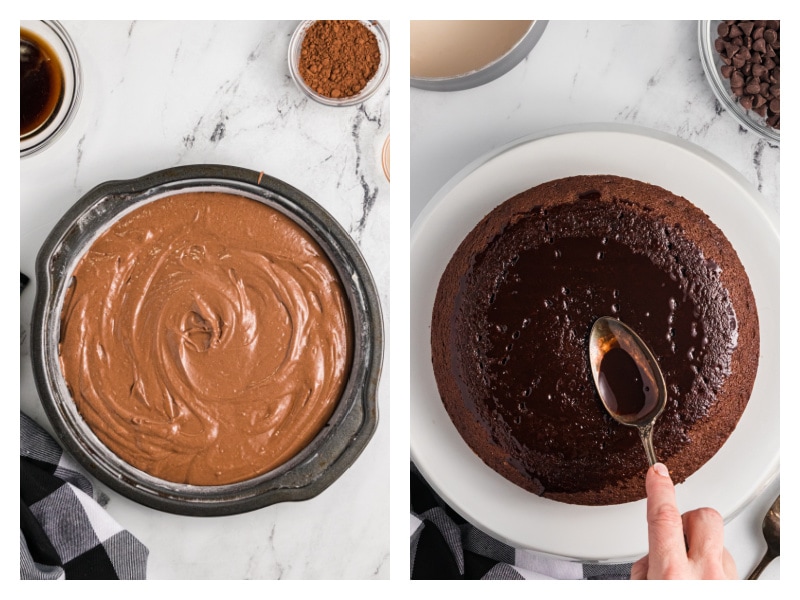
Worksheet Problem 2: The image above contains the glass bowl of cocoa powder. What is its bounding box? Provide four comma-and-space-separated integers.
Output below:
699, 20, 779, 144
289, 20, 389, 107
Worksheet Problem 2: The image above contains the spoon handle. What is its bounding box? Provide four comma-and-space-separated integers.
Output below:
747, 550, 777, 580
637, 423, 658, 466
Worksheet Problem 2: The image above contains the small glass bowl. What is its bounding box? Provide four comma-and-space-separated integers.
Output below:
288, 20, 389, 107
698, 20, 779, 144
20, 20, 83, 157
382, 135, 390, 182
410, 21, 548, 92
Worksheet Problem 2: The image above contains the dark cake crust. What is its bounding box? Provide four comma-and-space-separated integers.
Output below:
431, 175, 759, 505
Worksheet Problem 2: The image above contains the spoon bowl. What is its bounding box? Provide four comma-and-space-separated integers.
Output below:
589, 317, 667, 466
748, 495, 780, 579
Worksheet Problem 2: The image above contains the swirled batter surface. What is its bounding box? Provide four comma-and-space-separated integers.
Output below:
59, 192, 352, 485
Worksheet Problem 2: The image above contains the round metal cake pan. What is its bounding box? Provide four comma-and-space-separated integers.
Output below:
410, 20, 548, 92
31, 164, 383, 516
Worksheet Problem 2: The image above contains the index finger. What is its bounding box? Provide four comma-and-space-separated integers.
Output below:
645, 463, 688, 574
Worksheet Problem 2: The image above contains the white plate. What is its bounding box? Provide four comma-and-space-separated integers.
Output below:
410, 125, 779, 563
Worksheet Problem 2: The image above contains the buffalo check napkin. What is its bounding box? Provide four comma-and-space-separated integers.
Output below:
20, 412, 149, 579
411, 464, 633, 580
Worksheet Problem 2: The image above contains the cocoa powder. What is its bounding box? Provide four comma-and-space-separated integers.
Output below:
298, 20, 381, 99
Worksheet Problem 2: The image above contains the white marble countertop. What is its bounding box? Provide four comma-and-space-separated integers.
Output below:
411, 20, 779, 579
20, 20, 390, 579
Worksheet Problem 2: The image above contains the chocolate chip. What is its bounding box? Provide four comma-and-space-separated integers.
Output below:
714, 20, 780, 131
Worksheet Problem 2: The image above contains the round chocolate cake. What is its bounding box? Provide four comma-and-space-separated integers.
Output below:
431, 175, 759, 505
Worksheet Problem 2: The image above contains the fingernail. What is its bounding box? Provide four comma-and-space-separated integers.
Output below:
653, 462, 669, 477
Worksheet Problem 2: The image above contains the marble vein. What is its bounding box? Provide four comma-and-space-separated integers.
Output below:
349, 101, 385, 241
210, 117, 227, 142
753, 139, 765, 192
73, 134, 85, 189
372, 551, 389, 576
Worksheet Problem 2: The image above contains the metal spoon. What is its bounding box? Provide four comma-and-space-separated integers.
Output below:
748, 495, 780, 580
589, 317, 667, 466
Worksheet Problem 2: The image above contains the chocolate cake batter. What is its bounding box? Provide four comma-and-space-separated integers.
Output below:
59, 192, 352, 486
431, 175, 759, 505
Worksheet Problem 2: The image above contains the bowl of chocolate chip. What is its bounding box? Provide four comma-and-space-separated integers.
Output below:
699, 20, 779, 143
31, 164, 383, 516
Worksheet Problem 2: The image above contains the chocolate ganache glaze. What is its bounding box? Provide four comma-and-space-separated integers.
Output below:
431, 175, 759, 505
59, 192, 352, 486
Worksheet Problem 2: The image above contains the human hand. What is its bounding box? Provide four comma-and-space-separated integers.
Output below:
630, 463, 737, 580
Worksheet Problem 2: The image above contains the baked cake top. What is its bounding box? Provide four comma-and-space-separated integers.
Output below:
431, 175, 759, 505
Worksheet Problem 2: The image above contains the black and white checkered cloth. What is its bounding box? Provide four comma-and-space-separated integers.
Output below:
411, 464, 633, 579
20, 412, 149, 579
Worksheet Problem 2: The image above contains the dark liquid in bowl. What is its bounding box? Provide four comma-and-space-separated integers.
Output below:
20, 27, 64, 137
